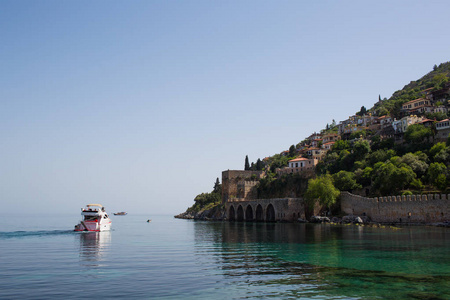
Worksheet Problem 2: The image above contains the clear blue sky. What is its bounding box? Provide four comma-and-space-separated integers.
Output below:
1, 1, 449, 215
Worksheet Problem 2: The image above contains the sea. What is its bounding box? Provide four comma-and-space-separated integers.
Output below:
0, 214, 449, 300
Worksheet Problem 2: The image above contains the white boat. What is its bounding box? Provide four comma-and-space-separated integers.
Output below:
74, 204, 112, 232
114, 212, 127, 216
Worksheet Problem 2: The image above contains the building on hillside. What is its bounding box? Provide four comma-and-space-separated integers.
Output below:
311, 138, 322, 148
400, 115, 423, 132
322, 141, 335, 151
436, 119, 450, 142
432, 105, 448, 114
306, 147, 326, 161
307, 132, 322, 141
338, 117, 357, 134
401, 98, 433, 115
379, 115, 393, 129
393, 115, 424, 141
276, 157, 318, 176
423, 87, 434, 100
367, 117, 381, 132
418, 118, 435, 128
356, 114, 377, 126
322, 133, 340, 144
432, 82, 450, 102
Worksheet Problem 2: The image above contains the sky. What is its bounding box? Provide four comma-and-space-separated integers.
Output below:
1, 0, 450, 215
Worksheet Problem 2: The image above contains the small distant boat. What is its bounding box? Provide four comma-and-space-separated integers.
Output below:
114, 212, 127, 216
147, 219, 152, 223
74, 204, 112, 232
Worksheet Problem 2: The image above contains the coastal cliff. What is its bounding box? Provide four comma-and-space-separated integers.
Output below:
175, 203, 225, 221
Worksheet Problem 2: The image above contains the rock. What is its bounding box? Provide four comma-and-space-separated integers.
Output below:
354, 217, 363, 224
310, 216, 330, 223
342, 215, 354, 224
331, 217, 341, 223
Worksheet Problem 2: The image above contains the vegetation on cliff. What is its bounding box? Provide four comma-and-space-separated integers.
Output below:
371, 62, 450, 118
248, 63, 450, 198
175, 178, 225, 220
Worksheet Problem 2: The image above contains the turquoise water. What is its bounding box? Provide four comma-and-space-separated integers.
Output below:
0, 214, 449, 299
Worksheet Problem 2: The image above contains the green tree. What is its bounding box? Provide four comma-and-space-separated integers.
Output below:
289, 145, 296, 157
349, 130, 367, 140
372, 161, 416, 195
245, 155, 250, 170
213, 178, 221, 194
255, 158, 263, 171
355, 167, 373, 187
353, 139, 371, 160
427, 162, 448, 187
305, 174, 340, 210
430, 142, 446, 160
404, 124, 433, 144
435, 174, 448, 191
357, 106, 367, 116
399, 153, 428, 177
332, 171, 362, 191
433, 73, 449, 89
332, 140, 350, 151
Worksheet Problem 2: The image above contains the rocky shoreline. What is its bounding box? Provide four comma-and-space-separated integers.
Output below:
174, 204, 226, 221
175, 209, 450, 227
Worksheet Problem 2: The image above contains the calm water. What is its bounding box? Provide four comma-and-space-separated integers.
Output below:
0, 214, 449, 299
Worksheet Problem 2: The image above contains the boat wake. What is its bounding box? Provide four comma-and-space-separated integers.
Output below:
0, 230, 75, 239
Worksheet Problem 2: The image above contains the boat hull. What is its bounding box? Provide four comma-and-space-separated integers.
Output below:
74, 220, 111, 232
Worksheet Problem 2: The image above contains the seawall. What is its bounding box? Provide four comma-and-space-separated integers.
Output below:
341, 192, 450, 223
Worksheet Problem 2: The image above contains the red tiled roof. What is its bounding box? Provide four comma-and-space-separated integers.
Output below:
289, 157, 309, 162
418, 119, 433, 124
403, 98, 425, 105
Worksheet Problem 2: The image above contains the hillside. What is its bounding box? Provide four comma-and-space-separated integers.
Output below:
371, 62, 450, 118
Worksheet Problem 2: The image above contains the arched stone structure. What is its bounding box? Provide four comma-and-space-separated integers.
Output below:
266, 204, 275, 222
236, 205, 244, 221
225, 198, 309, 222
229, 205, 235, 221
255, 204, 263, 222
245, 205, 254, 221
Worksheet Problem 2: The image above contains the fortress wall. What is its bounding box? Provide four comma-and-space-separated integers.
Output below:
341, 192, 450, 223
222, 170, 264, 204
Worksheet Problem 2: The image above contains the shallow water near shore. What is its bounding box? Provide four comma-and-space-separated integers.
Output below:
0, 214, 449, 299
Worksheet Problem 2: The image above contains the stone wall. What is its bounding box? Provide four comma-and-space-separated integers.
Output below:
237, 180, 259, 199
341, 191, 450, 223
222, 170, 264, 204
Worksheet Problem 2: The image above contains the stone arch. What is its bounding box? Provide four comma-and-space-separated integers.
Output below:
228, 205, 235, 221
245, 205, 254, 222
266, 203, 275, 222
255, 204, 263, 222
236, 205, 244, 221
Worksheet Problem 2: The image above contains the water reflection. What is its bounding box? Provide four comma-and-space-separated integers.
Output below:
78, 231, 111, 266
192, 222, 450, 299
